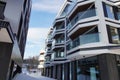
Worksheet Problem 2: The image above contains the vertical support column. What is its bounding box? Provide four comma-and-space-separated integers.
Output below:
53, 65, 57, 79
95, 0, 109, 44
71, 61, 77, 80
57, 64, 62, 80
64, 62, 69, 80
98, 54, 119, 80
0, 42, 13, 80
50, 66, 53, 78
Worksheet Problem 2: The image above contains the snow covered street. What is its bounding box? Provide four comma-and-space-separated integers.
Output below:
13, 73, 55, 80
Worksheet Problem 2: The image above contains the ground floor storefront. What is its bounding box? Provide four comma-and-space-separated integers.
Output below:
43, 54, 120, 80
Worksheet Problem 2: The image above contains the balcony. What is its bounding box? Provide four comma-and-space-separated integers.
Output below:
67, 33, 99, 51
52, 39, 65, 50
45, 56, 51, 63
45, 49, 52, 56
52, 25, 65, 38
51, 51, 66, 64
0, 19, 14, 43
46, 38, 52, 46
67, 9, 96, 30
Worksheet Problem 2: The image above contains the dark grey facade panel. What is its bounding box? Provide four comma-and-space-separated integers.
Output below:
0, 42, 13, 80
98, 54, 119, 80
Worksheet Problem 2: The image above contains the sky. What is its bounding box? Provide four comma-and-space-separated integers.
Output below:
24, 0, 64, 59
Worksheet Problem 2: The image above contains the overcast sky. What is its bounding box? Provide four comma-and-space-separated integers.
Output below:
24, 0, 64, 59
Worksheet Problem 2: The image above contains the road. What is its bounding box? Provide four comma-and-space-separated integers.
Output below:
13, 73, 55, 80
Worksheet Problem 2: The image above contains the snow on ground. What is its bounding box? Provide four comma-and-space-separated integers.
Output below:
13, 73, 55, 80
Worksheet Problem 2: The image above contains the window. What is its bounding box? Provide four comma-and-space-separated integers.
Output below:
55, 49, 64, 58
107, 26, 120, 44
56, 22, 64, 30
116, 8, 120, 20
103, 3, 115, 19
76, 57, 100, 80
60, 4, 70, 17
110, 27, 120, 44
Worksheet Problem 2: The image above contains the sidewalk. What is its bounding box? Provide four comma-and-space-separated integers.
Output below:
13, 73, 55, 80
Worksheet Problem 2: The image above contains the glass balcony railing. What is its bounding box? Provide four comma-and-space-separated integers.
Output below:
56, 39, 64, 44
80, 33, 99, 45
51, 52, 64, 59
67, 9, 96, 30
60, 12, 67, 17
67, 33, 99, 50
45, 57, 51, 62
55, 52, 64, 58
59, 2, 76, 18
56, 24, 64, 30
52, 39, 65, 47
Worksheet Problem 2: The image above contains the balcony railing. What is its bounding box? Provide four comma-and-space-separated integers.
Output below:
67, 9, 96, 30
80, 33, 99, 45
67, 33, 99, 50
52, 39, 65, 48
56, 23, 64, 30
51, 52, 64, 60
45, 57, 51, 62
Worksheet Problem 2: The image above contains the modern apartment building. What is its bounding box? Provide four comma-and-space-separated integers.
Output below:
0, 0, 31, 80
38, 50, 45, 73
43, 0, 120, 80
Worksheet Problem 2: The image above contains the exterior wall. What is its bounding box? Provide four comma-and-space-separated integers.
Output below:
4, 0, 24, 34
44, 0, 120, 80
98, 54, 119, 80
45, 54, 120, 80
0, 42, 13, 80
0, 0, 31, 80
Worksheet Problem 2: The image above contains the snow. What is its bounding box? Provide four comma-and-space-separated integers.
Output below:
13, 73, 55, 80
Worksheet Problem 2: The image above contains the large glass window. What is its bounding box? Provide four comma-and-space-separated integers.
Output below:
116, 9, 120, 20
55, 35, 64, 44
103, 3, 115, 19
110, 27, 120, 43
108, 26, 120, 44
55, 49, 64, 58
76, 57, 100, 80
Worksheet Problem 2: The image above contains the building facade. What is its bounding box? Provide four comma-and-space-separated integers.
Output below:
43, 0, 120, 80
0, 0, 31, 80
38, 50, 45, 74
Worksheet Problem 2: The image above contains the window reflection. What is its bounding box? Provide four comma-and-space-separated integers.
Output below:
111, 27, 119, 43
76, 57, 100, 80
105, 4, 115, 19
109, 26, 120, 44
